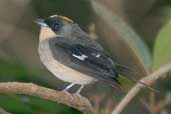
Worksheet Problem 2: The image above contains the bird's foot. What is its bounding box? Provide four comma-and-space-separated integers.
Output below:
62, 90, 73, 99
73, 85, 84, 98
73, 92, 82, 97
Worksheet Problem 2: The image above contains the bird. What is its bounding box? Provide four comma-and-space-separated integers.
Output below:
35, 15, 129, 95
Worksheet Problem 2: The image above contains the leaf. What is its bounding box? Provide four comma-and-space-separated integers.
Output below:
0, 95, 37, 114
153, 22, 171, 69
91, 0, 152, 78
0, 94, 81, 114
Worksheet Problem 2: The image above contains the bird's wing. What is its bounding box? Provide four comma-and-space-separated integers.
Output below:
48, 37, 120, 84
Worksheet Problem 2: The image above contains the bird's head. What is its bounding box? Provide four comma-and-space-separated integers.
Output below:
36, 15, 75, 41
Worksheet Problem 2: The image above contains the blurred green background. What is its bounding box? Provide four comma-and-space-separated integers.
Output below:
0, 0, 171, 114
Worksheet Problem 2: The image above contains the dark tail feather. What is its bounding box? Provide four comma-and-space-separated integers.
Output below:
115, 63, 132, 76
115, 63, 159, 93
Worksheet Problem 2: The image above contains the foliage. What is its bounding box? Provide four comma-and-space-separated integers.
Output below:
153, 23, 171, 69
0, 94, 80, 114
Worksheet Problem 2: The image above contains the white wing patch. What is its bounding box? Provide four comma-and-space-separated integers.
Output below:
72, 54, 88, 61
96, 54, 101, 58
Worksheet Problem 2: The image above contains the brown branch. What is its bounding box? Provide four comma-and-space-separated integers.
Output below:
0, 82, 94, 114
1, 64, 171, 114
152, 100, 170, 114
111, 63, 171, 114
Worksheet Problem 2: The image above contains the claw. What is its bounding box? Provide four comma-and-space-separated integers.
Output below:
62, 82, 84, 99
62, 90, 73, 100
73, 92, 82, 98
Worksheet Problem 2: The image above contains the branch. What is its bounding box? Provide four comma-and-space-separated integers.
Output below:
0, 82, 94, 114
111, 63, 171, 114
1, 64, 171, 114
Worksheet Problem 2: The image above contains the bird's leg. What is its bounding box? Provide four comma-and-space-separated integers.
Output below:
74, 85, 84, 96
63, 81, 79, 96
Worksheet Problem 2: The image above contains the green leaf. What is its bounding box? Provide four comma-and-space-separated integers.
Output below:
91, 0, 152, 78
0, 95, 37, 114
0, 94, 81, 114
153, 22, 171, 69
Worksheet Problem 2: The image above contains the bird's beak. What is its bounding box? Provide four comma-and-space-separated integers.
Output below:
35, 18, 48, 27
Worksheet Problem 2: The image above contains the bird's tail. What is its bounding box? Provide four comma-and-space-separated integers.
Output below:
115, 63, 159, 93
115, 63, 131, 76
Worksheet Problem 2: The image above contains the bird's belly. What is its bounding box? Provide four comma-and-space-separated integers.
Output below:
38, 42, 95, 85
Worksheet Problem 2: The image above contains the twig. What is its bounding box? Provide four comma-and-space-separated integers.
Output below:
1, 64, 171, 114
0, 82, 93, 114
111, 63, 171, 114
152, 100, 170, 114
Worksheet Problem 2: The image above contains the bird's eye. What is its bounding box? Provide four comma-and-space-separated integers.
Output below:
52, 23, 60, 31
45, 18, 63, 31
54, 23, 59, 28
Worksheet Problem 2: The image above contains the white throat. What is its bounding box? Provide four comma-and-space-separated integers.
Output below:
39, 27, 56, 42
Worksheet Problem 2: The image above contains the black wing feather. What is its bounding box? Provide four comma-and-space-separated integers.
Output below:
49, 37, 120, 84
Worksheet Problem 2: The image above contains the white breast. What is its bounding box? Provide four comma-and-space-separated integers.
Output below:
38, 41, 96, 85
